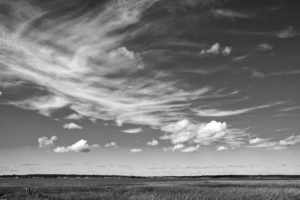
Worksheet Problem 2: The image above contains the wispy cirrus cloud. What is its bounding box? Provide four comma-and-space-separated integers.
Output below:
213, 9, 256, 19
258, 43, 273, 51
64, 113, 84, 120
270, 70, 300, 76
279, 106, 300, 112
277, 26, 299, 39
54, 139, 99, 153
249, 137, 269, 144
248, 135, 300, 150
9, 95, 69, 117
0, 0, 214, 129
194, 103, 280, 117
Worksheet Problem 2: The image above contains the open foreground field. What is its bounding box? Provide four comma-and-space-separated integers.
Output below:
0, 176, 300, 200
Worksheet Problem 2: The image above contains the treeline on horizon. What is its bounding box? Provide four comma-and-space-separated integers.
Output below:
1, 174, 300, 179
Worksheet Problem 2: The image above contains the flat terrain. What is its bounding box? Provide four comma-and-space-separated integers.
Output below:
0, 177, 300, 200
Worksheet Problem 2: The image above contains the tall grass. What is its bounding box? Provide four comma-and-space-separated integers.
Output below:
0, 178, 300, 200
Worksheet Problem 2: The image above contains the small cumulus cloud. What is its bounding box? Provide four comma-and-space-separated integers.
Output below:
38, 136, 57, 148
217, 146, 228, 151
130, 148, 142, 153
164, 144, 200, 153
249, 137, 267, 144
163, 144, 185, 152
122, 128, 143, 134
54, 139, 99, 153
200, 43, 232, 56
146, 139, 158, 146
181, 145, 200, 153
63, 122, 82, 130
161, 119, 246, 147
104, 142, 118, 148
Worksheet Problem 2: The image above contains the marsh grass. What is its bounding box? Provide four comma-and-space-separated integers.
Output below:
0, 178, 300, 200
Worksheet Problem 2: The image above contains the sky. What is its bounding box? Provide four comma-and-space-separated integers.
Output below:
0, 0, 300, 176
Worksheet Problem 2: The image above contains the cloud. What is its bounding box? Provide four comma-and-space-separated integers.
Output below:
217, 146, 228, 151
270, 70, 300, 76
1, 0, 289, 152
279, 135, 300, 146
249, 137, 271, 144
248, 135, 300, 150
63, 122, 82, 130
181, 145, 200, 153
277, 26, 298, 39
279, 106, 300, 112
163, 144, 185, 152
0, 0, 212, 129
38, 136, 57, 148
213, 9, 256, 19
64, 113, 84, 120
122, 128, 143, 134
250, 70, 266, 78
146, 139, 159, 146
161, 119, 246, 147
104, 142, 118, 148
258, 43, 273, 51
195, 103, 279, 117
181, 0, 225, 7
109, 47, 144, 69
54, 139, 99, 153
10, 95, 69, 116
130, 148, 142, 153
232, 53, 252, 62
164, 144, 199, 153
241, 66, 266, 79
0, 91, 2, 96
232, 43, 272, 63
200, 43, 232, 56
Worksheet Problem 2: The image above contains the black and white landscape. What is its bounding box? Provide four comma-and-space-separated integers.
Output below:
0, 0, 300, 199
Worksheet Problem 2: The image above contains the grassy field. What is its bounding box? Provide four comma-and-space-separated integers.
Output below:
0, 177, 300, 200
